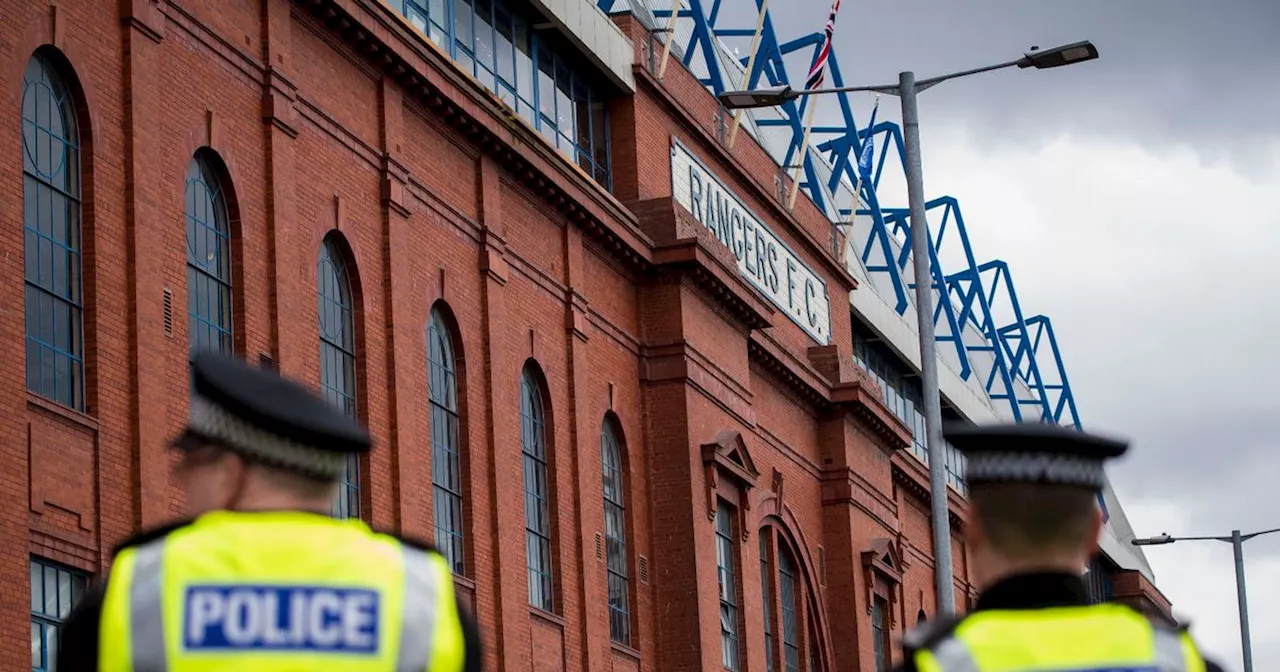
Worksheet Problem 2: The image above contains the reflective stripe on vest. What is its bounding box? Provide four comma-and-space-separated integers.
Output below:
914, 605, 1207, 672
398, 545, 442, 672
928, 628, 1190, 672
129, 539, 166, 671
109, 519, 459, 672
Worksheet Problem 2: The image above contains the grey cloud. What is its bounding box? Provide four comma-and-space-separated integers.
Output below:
729, 0, 1280, 173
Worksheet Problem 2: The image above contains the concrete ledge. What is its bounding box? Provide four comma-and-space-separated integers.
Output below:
526, 0, 635, 92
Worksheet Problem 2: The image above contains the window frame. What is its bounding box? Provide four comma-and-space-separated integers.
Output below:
317, 235, 361, 521
30, 557, 89, 672
428, 305, 466, 575
520, 363, 555, 613
778, 545, 801, 672
871, 596, 889, 672
601, 415, 632, 646
715, 499, 742, 672
22, 51, 86, 411
759, 522, 829, 672
184, 150, 235, 357
391, 0, 612, 189
760, 534, 775, 672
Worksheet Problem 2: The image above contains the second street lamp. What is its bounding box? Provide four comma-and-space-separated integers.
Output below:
718, 40, 1099, 618
1132, 526, 1280, 672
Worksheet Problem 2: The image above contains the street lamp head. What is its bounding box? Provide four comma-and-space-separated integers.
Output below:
1017, 40, 1099, 69
717, 85, 799, 110
1131, 533, 1175, 546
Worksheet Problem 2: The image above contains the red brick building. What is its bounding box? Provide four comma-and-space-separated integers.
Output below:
3, 1, 1166, 672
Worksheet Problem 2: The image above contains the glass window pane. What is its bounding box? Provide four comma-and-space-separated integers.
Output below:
495, 6, 514, 84
473, 0, 493, 69
454, 0, 473, 47
555, 60, 573, 141
32, 622, 43, 670
515, 18, 534, 100
537, 48, 555, 120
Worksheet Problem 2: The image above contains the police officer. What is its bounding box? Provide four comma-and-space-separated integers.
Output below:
894, 422, 1223, 672
56, 352, 482, 672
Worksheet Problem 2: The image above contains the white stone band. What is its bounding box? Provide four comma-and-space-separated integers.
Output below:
189, 395, 347, 479
964, 451, 1105, 488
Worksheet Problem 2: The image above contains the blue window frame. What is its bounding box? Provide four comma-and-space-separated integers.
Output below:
1084, 556, 1115, 605
601, 418, 630, 645
872, 596, 889, 672
760, 536, 775, 672
30, 558, 88, 672
429, 306, 465, 574
318, 237, 360, 520
778, 546, 800, 672
22, 53, 84, 411
715, 501, 740, 671
520, 364, 554, 612
393, 0, 612, 189
852, 326, 967, 493
185, 152, 234, 356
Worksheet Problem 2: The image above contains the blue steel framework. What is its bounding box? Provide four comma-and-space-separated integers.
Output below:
597, 0, 1082, 447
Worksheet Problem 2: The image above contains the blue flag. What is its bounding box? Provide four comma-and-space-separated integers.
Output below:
856, 99, 879, 180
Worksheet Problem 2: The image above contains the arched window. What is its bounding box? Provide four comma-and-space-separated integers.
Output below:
23, 52, 84, 410
760, 524, 826, 672
779, 546, 800, 672
318, 236, 359, 519
520, 363, 554, 612
429, 305, 464, 574
601, 416, 630, 645
185, 151, 233, 355
760, 536, 775, 672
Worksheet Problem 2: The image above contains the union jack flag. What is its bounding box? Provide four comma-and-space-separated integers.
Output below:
804, 0, 842, 91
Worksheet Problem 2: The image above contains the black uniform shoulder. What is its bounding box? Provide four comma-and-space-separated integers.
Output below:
901, 613, 965, 652
111, 519, 195, 556
891, 616, 963, 672
57, 579, 108, 672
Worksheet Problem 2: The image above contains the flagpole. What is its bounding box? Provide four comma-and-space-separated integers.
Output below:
786, 96, 819, 211
836, 176, 862, 265
838, 95, 880, 264
726, 0, 770, 150
656, 0, 683, 81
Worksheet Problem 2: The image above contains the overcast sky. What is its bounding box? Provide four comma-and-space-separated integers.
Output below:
712, 0, 1280, 669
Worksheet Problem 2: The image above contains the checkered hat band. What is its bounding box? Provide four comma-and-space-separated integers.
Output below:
189, 395, 346, 479
964, 451, 1105, 488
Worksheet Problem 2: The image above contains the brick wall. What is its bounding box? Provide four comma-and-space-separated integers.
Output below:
0, 1, 971, 671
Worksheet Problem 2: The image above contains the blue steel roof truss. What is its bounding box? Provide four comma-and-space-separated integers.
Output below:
595, 0, 1081, 432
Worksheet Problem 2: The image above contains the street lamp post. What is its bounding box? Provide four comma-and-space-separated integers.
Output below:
718, 40, 1099, 618
1133, 527, 1280, 672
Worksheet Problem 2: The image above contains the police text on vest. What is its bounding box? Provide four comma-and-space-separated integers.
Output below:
183, 585, 381, 653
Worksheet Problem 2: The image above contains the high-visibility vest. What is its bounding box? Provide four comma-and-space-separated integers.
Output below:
911, 603, 1208, 672
98, 510, 466, 672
